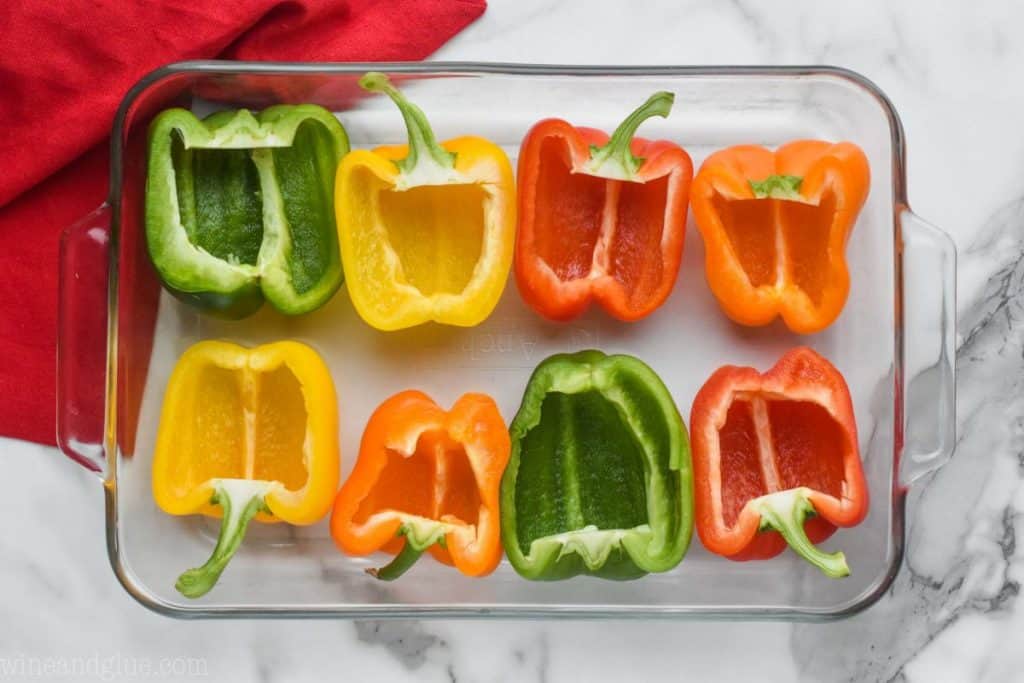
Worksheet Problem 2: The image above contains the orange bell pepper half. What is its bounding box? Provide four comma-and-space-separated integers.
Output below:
515, 92, 693, 322
689, 347, 868, 577
691, 141, 870, 334
331, 391, 510, 580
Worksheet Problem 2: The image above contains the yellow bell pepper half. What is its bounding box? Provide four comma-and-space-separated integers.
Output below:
335, 73, 515, 331
152, 340, 339, 598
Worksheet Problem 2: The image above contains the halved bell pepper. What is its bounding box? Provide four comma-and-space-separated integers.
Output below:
501, 351, 693, 580
691, 141, 870, 334
515, 92, 693, 322
335, 73, 515, 331
152, 340, 339, 597
330, 390, 510, 580
690, 347, 868, 578
146, 105, 348, 319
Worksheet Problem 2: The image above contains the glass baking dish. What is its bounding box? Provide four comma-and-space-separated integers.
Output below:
56, 62, 956, 619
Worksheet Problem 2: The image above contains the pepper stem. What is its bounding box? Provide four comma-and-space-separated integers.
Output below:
752, 487, 849, 579
176, 480, 269, 598
365, 521, 448, 581
749, 174, 804, 200
359, 72, 456, 177
585, 91, 675, 180
366, 539, 426, 581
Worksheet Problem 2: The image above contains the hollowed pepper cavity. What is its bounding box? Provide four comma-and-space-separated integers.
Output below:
152, 340, 339, 597
691, 141, 870, 334
330, 391, 510, 579
502, 351, 693, 580
690, 346, 868, 577
514, 92, 693, 322
146, 105, 348, 318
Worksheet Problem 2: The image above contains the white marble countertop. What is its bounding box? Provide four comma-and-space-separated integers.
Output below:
4, 0, 1023, 680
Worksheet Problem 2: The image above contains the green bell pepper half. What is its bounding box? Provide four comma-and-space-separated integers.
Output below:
145, 105, 348, 318
501, 350, 693, 580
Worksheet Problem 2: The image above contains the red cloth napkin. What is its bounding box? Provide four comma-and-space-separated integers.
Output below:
0, 0, 485, 445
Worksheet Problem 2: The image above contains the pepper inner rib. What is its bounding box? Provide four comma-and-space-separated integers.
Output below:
749, 397, 783, 491
533, 136, 671, 310
514, 390, 649, 555
270, 119, 340, 295
717, 396, 848, 527
710, 191, 837, 304
353, 430, 481, 528
171, 361, 309, 496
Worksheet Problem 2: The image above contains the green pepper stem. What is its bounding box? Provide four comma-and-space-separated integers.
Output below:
176, 481, 269, 598
359, 72, 456, 176
586, 91, 674, 179
365, 540, 426, 581
753, 487, 849, 579
749, 174, 804, 200
365, 521, 448, 581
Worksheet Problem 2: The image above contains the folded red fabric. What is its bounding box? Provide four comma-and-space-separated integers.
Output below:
0, 0, 485, 445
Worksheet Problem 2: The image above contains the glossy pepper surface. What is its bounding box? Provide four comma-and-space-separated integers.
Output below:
331, 391, 510, 580
691, 141, 870, 334
690, 347, 868, 578
152, 340, 339, 597
501, 351, 693, 580
146, 105, 348, 319
335, 73, 515, 331
515, 92, 693, 322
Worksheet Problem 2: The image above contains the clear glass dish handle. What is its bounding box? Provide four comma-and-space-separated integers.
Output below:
57, 204, 110, 478
899, 209, 957, 486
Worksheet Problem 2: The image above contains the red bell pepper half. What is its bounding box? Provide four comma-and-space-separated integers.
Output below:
514, 92, 693, 322
690, 347, 868, 577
